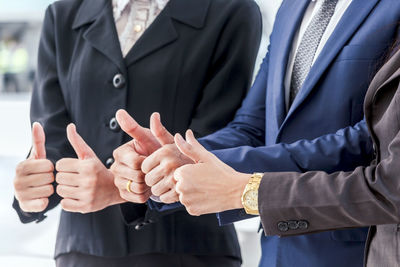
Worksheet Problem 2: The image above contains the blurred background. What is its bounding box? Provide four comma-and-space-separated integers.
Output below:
0, 1, 281, 266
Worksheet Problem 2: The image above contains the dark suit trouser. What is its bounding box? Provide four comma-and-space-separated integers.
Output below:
56, 252, 241, 267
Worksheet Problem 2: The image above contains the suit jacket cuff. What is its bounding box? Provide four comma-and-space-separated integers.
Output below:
120, 201, 185, 229
12, 197, 47, 224
217, 209, 256, 225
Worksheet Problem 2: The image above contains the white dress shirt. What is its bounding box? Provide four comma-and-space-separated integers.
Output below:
284, 0, 353, 109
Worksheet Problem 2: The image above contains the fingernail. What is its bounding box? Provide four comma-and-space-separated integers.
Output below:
175, 133, 185, 144
185, 130, 194, 140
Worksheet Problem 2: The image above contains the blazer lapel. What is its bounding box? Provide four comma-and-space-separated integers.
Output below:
268, 0, 310, 129
72, 0, 125, 72
365, 49, 400, 108
363, 49, 400, 145
284, 0, 380, 121
124, 0, 210, 66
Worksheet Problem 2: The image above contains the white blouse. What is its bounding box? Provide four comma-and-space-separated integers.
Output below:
112, 0, 169, 57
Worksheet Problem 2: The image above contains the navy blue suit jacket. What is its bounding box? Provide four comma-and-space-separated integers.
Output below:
151, 0, 400, 266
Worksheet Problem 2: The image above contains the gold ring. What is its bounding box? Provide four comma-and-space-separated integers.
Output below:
126, 180, 133, 193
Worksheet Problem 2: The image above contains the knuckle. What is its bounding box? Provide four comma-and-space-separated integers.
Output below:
80, 206, 90, 214
186, 206, 195, 215
180, 194, 187, 205
55, 173, 61, 184
44, 185, 54, 195
144, 174, 154, 186
113, 176, 120, 188
14, 191, 23, 201
55, 160, 63, 171
109, 162, 118, 173
45, 160, 55, 172
13, 178, 22, 190
119, 190, 126, 199
60, 200, 67, 210
39, 199, 48, 210
174, 168, 182, 180
56, 185, 62, 195
162, 161, 174, 171
186, 205, 199, 216
151, 187, 159, 196
138, 195, 148, 203
49, 173, 55, 183
15, 162, 26, 176
112, 149, 120, 160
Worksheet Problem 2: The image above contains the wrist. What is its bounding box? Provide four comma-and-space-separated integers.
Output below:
110, 187, 127, 206
232, 172, 252, 210
105, 171, 127, 206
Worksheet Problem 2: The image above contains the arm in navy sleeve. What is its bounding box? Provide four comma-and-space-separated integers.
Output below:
214, 120, 373, 224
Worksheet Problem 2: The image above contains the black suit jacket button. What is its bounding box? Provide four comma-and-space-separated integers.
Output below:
278, 221, 289, 232
109, 117, 120, 132
105, 157, 114, 168
135, 222, 147, 231
298, 220, 309, 230
113, 74, 126, 89
288, 220, 299, 230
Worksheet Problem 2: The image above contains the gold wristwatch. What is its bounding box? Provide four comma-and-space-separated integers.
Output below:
241, 173, 263, 215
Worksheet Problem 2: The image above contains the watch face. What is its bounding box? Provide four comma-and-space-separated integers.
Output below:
244, 190, 258, 210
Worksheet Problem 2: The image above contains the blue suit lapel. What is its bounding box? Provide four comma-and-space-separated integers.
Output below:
267, 0, 310, 136
283, 0, 380, 126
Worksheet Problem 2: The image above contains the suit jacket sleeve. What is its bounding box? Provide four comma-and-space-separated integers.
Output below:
198, 50, 373, 224
13, 6, 74, 223
259, 122, 400, 236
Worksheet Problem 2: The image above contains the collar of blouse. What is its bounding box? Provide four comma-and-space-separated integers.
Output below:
112, 0, 169, 21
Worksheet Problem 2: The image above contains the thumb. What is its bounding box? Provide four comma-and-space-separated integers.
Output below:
150, 112, 174, 145
116, 109, 160, 155
66, 123, 96, 160
30, 122, 46, 159
174, 130, 213, 163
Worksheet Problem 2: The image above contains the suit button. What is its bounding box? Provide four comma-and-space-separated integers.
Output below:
288, 220, 299, 230
135, 222, 147, 230
298, 220, 309, 230
278, 221, 289, 232
113, 74, 126, 89
109, 117, 120, 132
105, 157, 114, 168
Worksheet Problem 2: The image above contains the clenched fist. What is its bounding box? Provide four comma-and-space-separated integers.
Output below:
14, 122, 55, 213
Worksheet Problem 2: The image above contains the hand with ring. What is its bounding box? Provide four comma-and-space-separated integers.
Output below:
110, 110, 159, 203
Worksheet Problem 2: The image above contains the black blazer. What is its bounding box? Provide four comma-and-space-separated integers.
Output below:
13, 0, 261, 259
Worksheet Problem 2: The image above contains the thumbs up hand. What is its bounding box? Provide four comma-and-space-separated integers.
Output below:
55, 124, 124, 213
110, 110, 159, 204
14, 122, 55, 212
173, 130, 250, 216
139, 113, 193, 204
